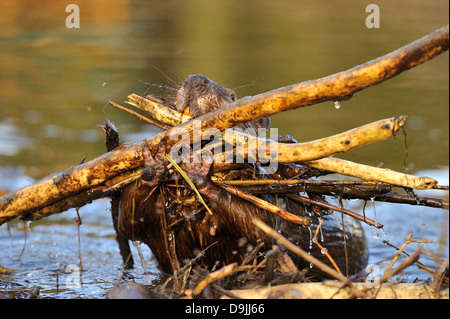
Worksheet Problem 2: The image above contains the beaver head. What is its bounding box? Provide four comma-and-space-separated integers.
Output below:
174, 74, 237, 118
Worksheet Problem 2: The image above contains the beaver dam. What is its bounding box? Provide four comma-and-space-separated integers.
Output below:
1, 25, 449, 299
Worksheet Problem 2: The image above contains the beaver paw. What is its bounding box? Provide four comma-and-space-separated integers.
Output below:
141, 139, 171, 188
183, 151, 213, 183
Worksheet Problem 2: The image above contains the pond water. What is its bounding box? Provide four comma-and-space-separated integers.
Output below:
0, 167, 448, 298
0, 0, 448, 298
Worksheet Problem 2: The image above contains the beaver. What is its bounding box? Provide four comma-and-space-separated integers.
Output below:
118, 74, 368, 277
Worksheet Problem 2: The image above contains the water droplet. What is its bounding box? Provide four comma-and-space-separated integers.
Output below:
319, 218, 324, 243
310, 263, 314, 269
209, 223, 217, 236
334, 101, 341, 109
372, 232, 380, 239
307, 226, 313, 249
321, 248, 328, 255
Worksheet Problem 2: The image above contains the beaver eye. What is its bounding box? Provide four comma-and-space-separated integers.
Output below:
230, 93, 236, 101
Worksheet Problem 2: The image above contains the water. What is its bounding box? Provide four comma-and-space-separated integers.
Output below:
0, 0, 448, 298
0, 198, 160, 299
361, 168, 449, 283
1, 168, 447, 298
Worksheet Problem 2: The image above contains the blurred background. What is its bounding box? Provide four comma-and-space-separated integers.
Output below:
0, 1, 448, 298
0, 0, 448, 179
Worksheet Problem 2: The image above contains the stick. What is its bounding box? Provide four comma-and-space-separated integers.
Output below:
285, 193, 383, 228
304, 157, 437, 189
312, 218, 343, 275
252, 218, 347, 282
221, 185, 311, 226
215, 179, 392, 198
374, 193, 449, 210
213, 116, 408, 163
188, 263, 238, 298
108, 100, 168, 129
126, 94, 185, 127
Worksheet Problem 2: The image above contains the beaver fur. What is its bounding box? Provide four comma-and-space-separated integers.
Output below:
119, 75, 368, 276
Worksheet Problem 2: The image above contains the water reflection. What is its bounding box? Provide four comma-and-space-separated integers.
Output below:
0, 118, 33, 156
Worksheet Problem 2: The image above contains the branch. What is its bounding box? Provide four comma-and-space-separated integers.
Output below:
212, 116, 408, 163
304, 157, 437, 189
221, 185, 311, 226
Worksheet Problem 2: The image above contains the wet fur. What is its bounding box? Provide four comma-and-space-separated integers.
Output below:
119, 75, 368, 275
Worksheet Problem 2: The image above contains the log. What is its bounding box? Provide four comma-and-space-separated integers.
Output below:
0, 25, 448, 225
220, 282, 440, 299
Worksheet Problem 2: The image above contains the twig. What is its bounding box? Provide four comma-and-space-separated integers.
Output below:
211, 283, 242, 299
187, 263, 238, 298
430, 255, 449, 295
108, 100, 168, 130
159, 241, 218, 294
374, 193, 449, 210
253, 218, 346, 281
253, 218, 370, 298
221, 185, 310, 226
383, 239, 439, 279
384, 232, 431, 276
285, 193, 383, 228
312, 218, 343, 275
216, 179, 389, 187
213, 116, 409, 164
362, 249, 422, 294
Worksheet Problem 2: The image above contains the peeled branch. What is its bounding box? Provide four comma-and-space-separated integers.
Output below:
305, 157, 437, 189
